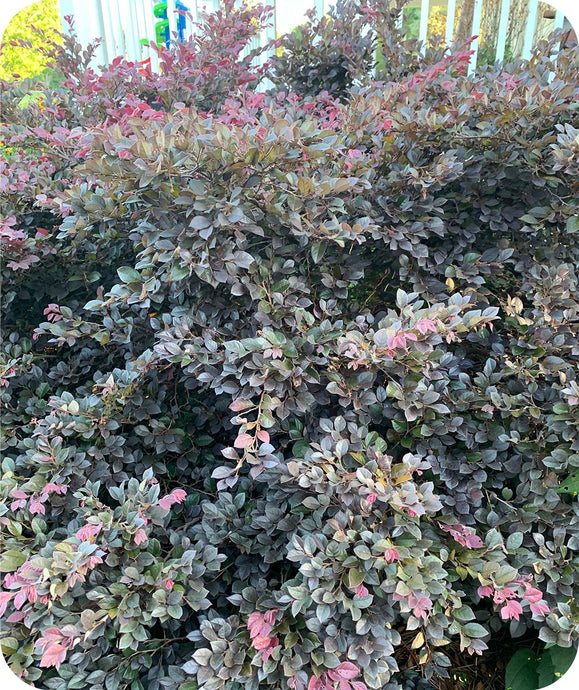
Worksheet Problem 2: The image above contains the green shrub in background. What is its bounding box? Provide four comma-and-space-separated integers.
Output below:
0, 0, 62, 81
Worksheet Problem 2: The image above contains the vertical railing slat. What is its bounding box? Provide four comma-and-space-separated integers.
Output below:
123, 1, 141, 62
521, 0, 539, 60
143, 0, 160, 72
94, 0, 109, 67
100, 0, 119, 62
166, 0, 178, 43
445, 0, 457, 48
418, 0, 430, 54
468, 0, 484, 75
495, 0, 511, 63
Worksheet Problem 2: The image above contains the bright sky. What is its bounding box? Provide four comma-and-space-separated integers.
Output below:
275, 0, 332, 35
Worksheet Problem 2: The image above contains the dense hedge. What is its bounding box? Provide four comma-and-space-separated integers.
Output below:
1, 2, 579, 690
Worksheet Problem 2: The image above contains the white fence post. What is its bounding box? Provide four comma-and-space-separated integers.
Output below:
495, 0, 511, 63
418, 0, 430, 54
521, 0, 539, 60
468, 0, 484, 75
445, 0, 457, 48
166, 0, 178, 42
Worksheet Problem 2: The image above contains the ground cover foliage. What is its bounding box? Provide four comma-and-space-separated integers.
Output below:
1, 1, 579, 689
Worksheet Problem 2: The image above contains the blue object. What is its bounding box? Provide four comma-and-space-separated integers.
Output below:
154, 2, 189, 49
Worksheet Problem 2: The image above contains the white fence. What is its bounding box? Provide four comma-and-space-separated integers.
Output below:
58, 0, 567, 75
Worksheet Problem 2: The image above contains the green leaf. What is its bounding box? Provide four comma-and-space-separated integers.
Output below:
1, 637, 19, 656
556, 470, 579, 494
505, 648, 539, 690
353, 544, 371, 560
170, 264, 190, 281
117, 266, 141, 283
543, 645, 577, 681
507, 532, 524, 550
310, 243, 326, 264
0, 549, 27, 572
462, 622, 488, 638
536, 652, 556, 689
565, 216, 579, 234
347, 569, 366, 588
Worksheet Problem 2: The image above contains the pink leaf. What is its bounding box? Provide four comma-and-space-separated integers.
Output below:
133, 528, 148, 545
257, 430, 270, 443
10, 490, 27, 499
158, 488, 187, 510
28, 498, 45, 515
500, 600, 523, 621
354, 584, 369, 598
234, 433, 253, 449
76, 522, 102, 541
0, 591, 13, 617
229, 398, 253, 411
158, 495, 175, 510
529, 601, 549, 616
477, 585, 494, 598
39, 642, 68, 670
171, 489, 187, 503
336, 662, 360, 680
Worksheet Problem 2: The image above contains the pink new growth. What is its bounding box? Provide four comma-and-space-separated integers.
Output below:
353, 584, 369, 598
133, 528, 148, 545
493, 588, 516, 604
247, 610, 279, 662
158, 488, 187, 510
76, 522, 102, 541
387, 331, 418, 350
408, 593, 433, 620
414, 318, 437, 335
35, 625, 80, 670
522, 583, 550, 616
384, 548, 400, 563
500, 599, 523, 621
309, 661, 367, 690
438, 522, 484, 549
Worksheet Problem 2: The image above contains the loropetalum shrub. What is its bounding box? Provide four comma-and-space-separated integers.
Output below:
268, 0, 375, 98
1, 4, 579, 689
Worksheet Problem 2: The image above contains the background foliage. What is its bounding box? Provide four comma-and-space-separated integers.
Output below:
0, 0, 62, 81
1, 2, 578, 689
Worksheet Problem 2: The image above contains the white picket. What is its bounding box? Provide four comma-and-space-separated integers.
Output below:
495, 0, 511, 63
445, 0, 457, 48
419, 0, 430, 54
468, 0, 484, 75
59, 0, 566, 77
522, 0, 539, 60
167, 0, 179, 40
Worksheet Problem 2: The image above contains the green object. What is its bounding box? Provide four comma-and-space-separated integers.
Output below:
556, 469, 579, 494
0, 0, 62, 81
505, 646, 577, 689
156, 19, 170, 46
154, 2, 168, 19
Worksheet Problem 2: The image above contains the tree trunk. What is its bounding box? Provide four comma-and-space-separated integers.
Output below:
481, 0, 502, 56
453, 0, 475, 48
